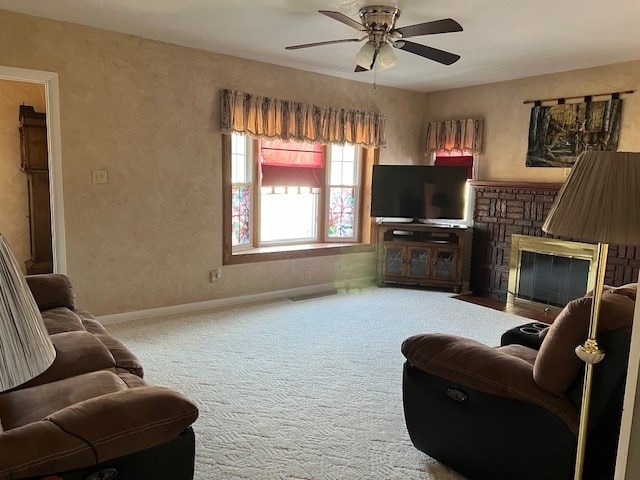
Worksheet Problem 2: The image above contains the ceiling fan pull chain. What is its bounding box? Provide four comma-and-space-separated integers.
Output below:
373, 61, 378, 89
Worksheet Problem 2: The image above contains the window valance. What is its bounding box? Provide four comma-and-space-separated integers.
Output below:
220, 89, 386, 148
425, 118, 483, 154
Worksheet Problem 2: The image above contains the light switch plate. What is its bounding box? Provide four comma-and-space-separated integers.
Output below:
91, 169, 108, 184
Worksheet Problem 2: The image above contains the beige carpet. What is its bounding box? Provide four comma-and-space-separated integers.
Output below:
106, 286, 526, 479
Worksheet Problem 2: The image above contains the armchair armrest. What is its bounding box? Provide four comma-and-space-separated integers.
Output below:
402, 333, 579, 434
26, 273, 76, 311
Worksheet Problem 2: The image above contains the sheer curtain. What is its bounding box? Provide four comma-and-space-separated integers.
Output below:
220, 89, 386, 148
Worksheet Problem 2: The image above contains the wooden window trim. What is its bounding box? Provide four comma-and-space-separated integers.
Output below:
222, 135, 378, 265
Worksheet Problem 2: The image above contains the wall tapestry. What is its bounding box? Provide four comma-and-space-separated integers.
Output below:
526, 97, 622, 167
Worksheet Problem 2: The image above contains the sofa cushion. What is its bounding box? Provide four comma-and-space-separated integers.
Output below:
41, 307, 84, 334
25, 274, 76, 311
533, 290, 636, 395
0, 371, 128, 430
94, 333, 145, 378
18, 332, 117, 389
39, 308, 145, 378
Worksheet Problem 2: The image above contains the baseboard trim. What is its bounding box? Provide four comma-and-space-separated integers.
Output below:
97, 277, 376, 325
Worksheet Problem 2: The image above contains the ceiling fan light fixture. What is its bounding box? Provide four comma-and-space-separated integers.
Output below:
355, 42, 376, 69
377, 42, 397, 70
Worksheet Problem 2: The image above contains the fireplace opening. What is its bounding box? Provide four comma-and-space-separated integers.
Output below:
518, 251, 590, 307
508, 235, 600, 315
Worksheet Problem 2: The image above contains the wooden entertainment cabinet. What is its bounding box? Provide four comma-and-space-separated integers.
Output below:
377, 223, 466, 293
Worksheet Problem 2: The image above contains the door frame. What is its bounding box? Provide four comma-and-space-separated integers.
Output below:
0, 66, 66, 274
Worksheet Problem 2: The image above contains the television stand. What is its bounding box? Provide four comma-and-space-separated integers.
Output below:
377, 223, 466, 293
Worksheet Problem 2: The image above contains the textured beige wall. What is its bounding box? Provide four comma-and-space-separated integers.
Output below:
0, 10, 429, 314
4, 9, 637, 315
0, 79, 46, 273
425, 61, 640, 181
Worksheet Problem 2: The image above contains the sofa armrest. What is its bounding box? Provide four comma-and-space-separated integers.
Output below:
48, 386, 199, 462
26, 274, 76, 311
402, 333, 579, 434
0, 387, 198, 480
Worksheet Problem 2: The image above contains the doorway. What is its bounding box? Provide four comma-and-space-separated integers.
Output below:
0, 66, 66, 274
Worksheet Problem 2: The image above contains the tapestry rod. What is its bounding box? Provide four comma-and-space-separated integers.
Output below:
523, 90, 634, 104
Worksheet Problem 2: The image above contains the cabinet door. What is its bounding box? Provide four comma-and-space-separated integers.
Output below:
407, 247, 431, 279
383, 246, 404, 276
432, 247, 458, 281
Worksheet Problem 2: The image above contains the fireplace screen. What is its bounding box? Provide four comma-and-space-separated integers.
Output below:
517, 251, 590, 307
508, 235, 600, 310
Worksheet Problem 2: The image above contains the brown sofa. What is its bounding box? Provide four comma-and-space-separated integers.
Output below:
0, 274, 199, 480
402, 283, 636, 480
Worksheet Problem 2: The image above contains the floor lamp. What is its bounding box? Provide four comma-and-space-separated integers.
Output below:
0, 234, 56, 392
542, 151, 640, 479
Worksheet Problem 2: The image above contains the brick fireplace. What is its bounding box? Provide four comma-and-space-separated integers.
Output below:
470, 181, 640, 300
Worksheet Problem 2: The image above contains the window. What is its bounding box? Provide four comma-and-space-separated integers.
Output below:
224, 134, 374, 263
327, 144, 359, 240
259, 139, 324, 244
433, 152, 475, 179
231, 133, 252, 249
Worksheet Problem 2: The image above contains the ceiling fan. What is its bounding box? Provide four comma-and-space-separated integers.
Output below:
285, 5, 463, 72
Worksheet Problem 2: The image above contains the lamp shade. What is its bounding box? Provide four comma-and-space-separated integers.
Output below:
377, 43, 397, 70
0, 234, 55, 391
543, 151, 640, 245
355, 42, 376, 69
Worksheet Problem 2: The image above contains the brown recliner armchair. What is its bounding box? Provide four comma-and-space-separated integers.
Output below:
401, 284, 636, 480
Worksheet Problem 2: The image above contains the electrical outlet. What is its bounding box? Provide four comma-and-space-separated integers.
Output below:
210, 268, 223, 283
304, 270, 311, 280
91, 169, 108, 184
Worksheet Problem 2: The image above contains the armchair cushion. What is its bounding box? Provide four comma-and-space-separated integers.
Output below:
402, 333, 579, 433
533, 291, 635, 395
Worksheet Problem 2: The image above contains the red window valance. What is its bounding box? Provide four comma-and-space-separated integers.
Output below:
260, 140, 323, 167
434, 154, 474, 179
259, 140, 324, 188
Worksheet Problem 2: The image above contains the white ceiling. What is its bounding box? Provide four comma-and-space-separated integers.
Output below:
1, 0, 639, 92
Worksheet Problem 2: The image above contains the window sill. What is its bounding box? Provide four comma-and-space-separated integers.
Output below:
224, 242, 375, 265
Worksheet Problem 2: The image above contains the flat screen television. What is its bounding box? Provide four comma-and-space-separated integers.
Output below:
370, 165, 468, 222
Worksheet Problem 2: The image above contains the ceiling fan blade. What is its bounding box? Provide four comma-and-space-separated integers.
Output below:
395, 40, 460, 65
285, 38, 362, 50
319, 10, 365, 31
394, 18, 463, 39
